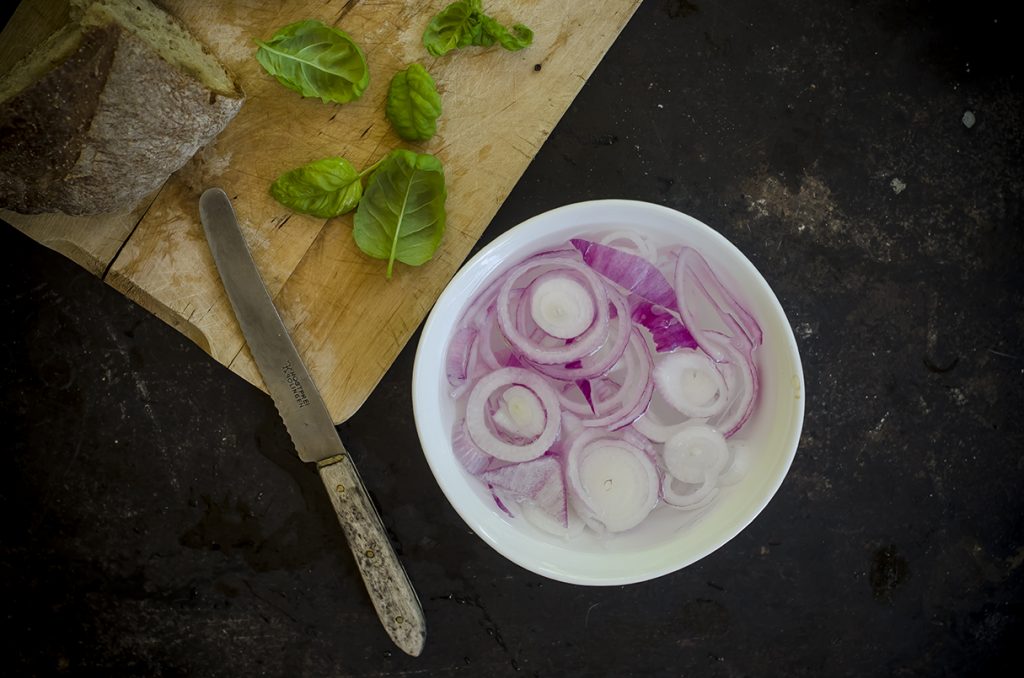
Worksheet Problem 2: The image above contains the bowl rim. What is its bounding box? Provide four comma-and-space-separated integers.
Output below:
412, 199, 805, 585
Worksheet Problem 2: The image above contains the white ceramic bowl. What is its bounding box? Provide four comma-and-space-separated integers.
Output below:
413, 200, 804, 585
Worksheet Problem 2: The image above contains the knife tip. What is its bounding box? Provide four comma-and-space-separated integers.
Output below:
200, 186, 228, 204
392, 619, 426, 657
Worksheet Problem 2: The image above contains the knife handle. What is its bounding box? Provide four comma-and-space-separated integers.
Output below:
317, 452, 426, 657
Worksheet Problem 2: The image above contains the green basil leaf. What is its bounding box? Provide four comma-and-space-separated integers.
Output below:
269, 157, 363, 218
423, 0, 532, 56
386, 64, 442, 142
255, 19, 369, 104
423, 0, 481, 57
479, 16, 533, 52
353, 150, 446, 278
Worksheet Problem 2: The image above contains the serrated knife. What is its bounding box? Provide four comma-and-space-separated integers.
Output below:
198, 188, 425, 656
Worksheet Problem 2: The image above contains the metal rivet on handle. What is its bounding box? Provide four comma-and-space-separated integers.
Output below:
395, 615, 405, 624
366, 549, 375, 558
335, 484, 345, 494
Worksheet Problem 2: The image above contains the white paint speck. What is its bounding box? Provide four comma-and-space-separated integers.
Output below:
872, 411, 890, 434
962, 110, 976, 128
751, 197, 769, 218
795, 321, 815, 339
890, 178, 907, 194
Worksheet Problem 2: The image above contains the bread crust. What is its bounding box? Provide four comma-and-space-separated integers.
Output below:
0, 22, 243, 215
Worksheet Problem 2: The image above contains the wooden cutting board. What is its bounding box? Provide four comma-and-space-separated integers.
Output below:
1, 0, 641, 423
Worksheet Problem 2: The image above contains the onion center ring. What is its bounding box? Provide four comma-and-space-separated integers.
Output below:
497, 258, 610, 365
566, 430, 660, 532
466, 367, 562, 462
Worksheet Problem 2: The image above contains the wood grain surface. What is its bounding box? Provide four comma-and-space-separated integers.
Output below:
1, 0, 641, 422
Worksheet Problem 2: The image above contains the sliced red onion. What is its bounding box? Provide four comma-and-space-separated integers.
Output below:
704, 333, 759, 438
561, 410, 584, 440
475, 305, 512, 371
629, 298, 698, 353
490, 486, 515, 517
570, 494, 607, 535
661, 475, 719, 510
661, 424, 729, 484
496, 258, 611, 365
451, 420, 493, 475
491, 384, 547, 439
598, 230, 658, 263
447, 233, 764, 536
559, 376, 634, 420
719, 440, 750, 486
579, 328, 654, 430
531, 288, 631, 381
590, 376, 622, 402
557, 381, 594, 417
480, 456, 567, 526
528, 271, 596, 339
621, 425, 660, 465
565, 429, 661, 532
445, 327, 477, 388
577, 380, 595, 413
654, 349, 728, 419
675, 247, 763, 359
631, 408, 693, 444
465, 367, 561, 462
571, 238, 678, 311
521, 501, 585, 538
459, 247, 576, 331
451, 334, 488, 401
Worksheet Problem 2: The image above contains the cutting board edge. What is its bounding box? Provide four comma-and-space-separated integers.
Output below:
3, 214, 107, 276
104, 265, 215, 356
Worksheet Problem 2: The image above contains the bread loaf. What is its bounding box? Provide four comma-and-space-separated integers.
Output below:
0, 0, 244, 215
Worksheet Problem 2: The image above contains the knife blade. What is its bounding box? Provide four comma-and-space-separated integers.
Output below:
198, 188, 425, 656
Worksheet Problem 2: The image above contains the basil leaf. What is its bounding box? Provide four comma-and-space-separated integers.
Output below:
423, 0, 480, 57
386, 64, 442, 142
423, 0, 532, 57
269, 157, 364, 218
479, 16, 533, 52
353, 150, 447, 279
255, 19, 369, 104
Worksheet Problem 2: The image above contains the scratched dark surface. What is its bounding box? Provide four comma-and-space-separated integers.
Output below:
2, 0, 1023, 676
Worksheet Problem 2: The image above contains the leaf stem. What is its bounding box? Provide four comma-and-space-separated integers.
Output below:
358, 156, 386, 179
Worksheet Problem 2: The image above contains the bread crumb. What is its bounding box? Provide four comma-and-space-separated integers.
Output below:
180, 145, 233, 194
